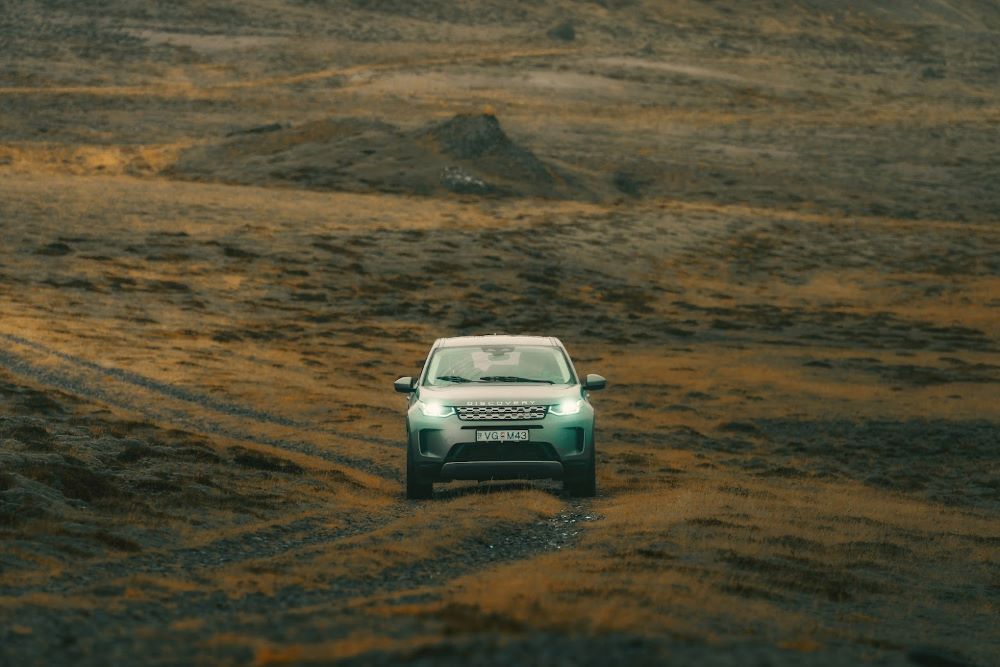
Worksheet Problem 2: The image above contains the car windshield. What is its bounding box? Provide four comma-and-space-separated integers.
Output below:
424, 345, 574, 386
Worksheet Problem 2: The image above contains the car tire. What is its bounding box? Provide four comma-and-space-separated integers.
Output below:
564, 443, 596, 498
406, 445, 433, 500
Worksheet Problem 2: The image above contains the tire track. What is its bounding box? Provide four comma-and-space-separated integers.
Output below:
1, 333, 301, 427
0, 512, 409, 598
0, 332, 399, 479
0, 47, 577, 98
0, 500, 599, 667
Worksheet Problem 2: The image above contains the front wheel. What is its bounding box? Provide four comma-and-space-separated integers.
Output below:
406, 445, 433, 499
564, 445, 596, 498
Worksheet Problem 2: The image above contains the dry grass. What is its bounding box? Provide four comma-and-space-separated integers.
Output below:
1, 0, 998, 663
422, 476, 998, 652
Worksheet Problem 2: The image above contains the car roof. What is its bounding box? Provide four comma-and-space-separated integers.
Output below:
435, 334, 561, 349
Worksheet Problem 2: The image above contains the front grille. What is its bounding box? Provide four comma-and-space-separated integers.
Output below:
455, 405, 548, 421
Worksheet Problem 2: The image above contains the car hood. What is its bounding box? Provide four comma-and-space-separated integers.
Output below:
417, 384, 580, 406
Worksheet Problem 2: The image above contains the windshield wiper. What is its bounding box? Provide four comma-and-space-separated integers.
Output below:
433, 375, 480, 384
479, 376, 554, 384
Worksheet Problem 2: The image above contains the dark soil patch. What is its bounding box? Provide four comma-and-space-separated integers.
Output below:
116, 444, 167, 463
229, 446, 304, 474
35, 242, 73, 256
94, 530, 142, 552
19, 463, 121, 502
1, 421, 54, 448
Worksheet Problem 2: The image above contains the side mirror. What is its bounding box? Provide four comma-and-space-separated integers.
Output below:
583, 373, 606, 391
394, 376, 416, 393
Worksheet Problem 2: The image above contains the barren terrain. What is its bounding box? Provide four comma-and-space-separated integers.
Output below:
1, 1, 998, 665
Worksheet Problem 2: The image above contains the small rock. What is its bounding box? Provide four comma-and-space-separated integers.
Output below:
441, 165, 492, 195
547, 21, 575, 41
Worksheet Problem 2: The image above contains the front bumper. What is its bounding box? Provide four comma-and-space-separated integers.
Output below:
407, 407, 594, 483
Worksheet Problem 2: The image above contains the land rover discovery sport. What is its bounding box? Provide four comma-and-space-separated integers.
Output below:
394, 335, 606, 499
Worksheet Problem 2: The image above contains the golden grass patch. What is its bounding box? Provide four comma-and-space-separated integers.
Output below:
421, 473, 997, 647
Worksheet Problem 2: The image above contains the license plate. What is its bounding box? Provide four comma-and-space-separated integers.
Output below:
476, 430, 529, 442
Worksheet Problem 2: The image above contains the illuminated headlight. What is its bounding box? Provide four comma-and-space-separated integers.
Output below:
549, 399, 583, 416
417, 400, 455, 418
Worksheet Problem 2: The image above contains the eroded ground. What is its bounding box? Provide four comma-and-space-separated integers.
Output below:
1, 1, 998, 665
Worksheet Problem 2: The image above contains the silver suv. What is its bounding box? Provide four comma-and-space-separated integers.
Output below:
394, 335, 606, 499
